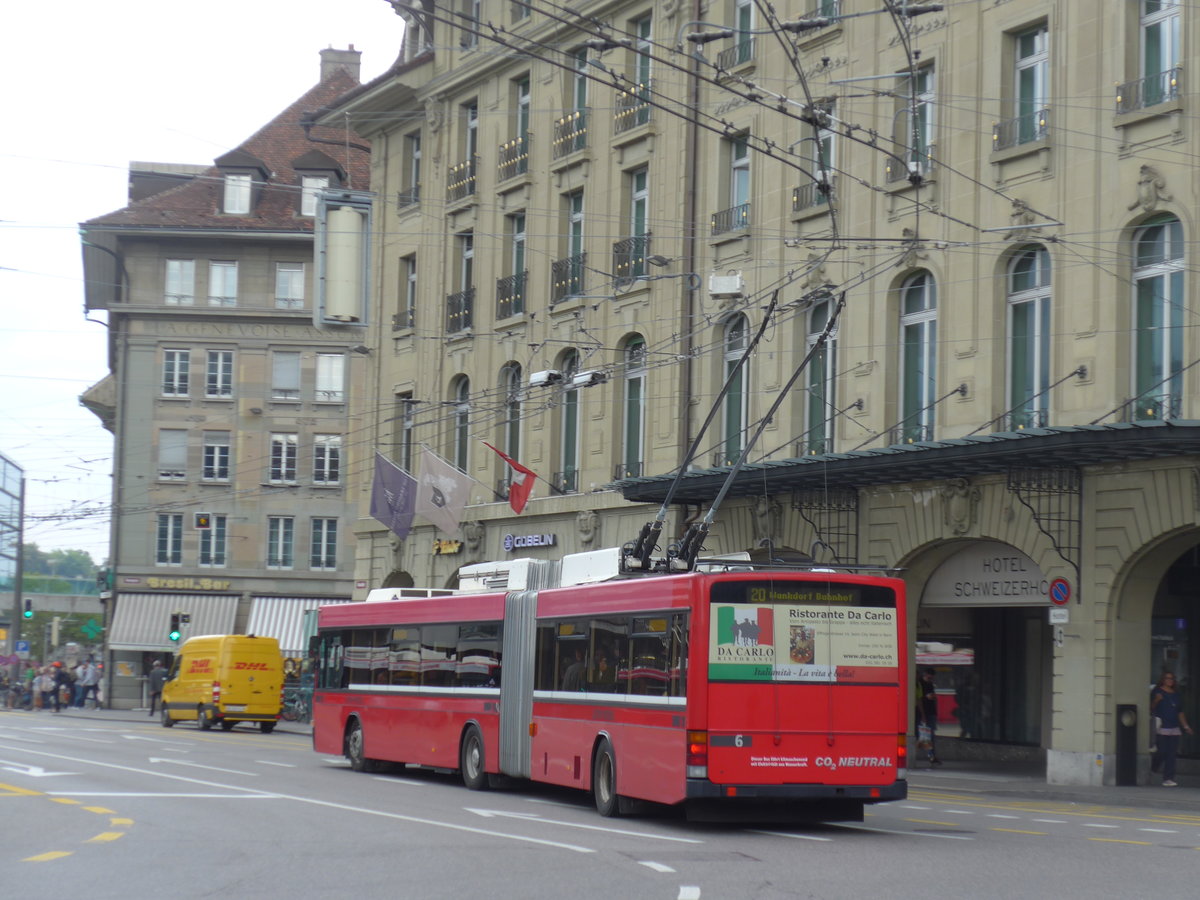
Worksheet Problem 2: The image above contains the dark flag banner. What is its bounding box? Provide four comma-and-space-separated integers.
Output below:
369, 451, 417, 539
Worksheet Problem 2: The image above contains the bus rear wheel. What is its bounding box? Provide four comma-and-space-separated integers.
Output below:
346, 720, 379, 772
460, 726, 488, 791
593, 740, 620, 817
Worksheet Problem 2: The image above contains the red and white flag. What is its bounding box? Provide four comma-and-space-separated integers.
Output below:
484, 442, 537, 514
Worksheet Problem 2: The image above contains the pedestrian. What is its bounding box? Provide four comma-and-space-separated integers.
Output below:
916, 667, 942, 765
78, 660, 100, 709
147, 660, 168, 717
1151, 671, 1193, 787
37, 667, 56, 711
73, 661, 88, 707
52, 662, 72, 712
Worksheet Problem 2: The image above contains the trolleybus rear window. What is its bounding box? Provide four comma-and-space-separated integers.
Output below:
708, 580, 899, 685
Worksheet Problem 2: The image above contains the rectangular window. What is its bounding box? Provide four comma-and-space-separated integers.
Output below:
315, 353, 345, 402
301, 175, 328, 217
205, 350, 234, 399
198, 514, 227, 567
313, 434, 342, 485
208, 261, 238, 307
271, 351, 301, 401
460, 0, 480, 48
202, 431, 231, 481
499, 213, 526, 318
157, 429, 187, 481
571, 47, 588, 112
162, 349, 190, 397
398, 255, 417, 329
1013, 26, 1049, 145
310, 518, 338, 570
275, 263, 305, 309
400, 132, 422, 206
155, 513, 183, 566
269, 433, 298, 484
895, 65, 935, 174
165, 259, 195, 305
395, 394, 416, 473
267, 516, 295, 569
223, 174, 251, 214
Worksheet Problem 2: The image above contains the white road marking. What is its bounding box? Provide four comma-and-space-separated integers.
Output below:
464, 808, 703, 843
256, 760, 296, 768
944, 809, 973, 815
678, 888, 701, 900
986, 814, 1020, 819
749, 829, 834, 842
1083, 823, 1119, 829
840, 823, 973, 840
373, 776, 430, 786
899, 804, 930, 810
1138, 828, 1178, 833
639, 861, 676, 873
121, 734, 190, 745
45, 792, 277, 799
0, 759, 75, 777
1032, 819, 1067, 824
148, 757, 257, 776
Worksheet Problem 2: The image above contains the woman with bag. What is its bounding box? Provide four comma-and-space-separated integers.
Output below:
1150, 672, 1193, 787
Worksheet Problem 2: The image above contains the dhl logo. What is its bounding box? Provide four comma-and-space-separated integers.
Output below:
233, 661, 270, 670
187, 660, 214, 674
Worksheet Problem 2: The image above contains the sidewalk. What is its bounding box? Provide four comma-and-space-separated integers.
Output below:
3, 704, 312, 738
906, 758, 1200, 813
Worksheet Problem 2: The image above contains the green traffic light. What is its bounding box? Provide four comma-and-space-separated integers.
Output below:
22, 600, 33, 618
23, 609, 33, 619
169, 630, 181, 642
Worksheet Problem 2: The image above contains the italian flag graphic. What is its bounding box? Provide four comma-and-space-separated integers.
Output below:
717, 606, 774, 646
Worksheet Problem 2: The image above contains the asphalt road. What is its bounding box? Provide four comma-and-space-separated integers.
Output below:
1, 710, 1196, 899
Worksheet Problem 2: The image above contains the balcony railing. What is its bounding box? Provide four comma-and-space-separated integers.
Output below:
888, 423, 933, 444
392, 305, 414, 331
614, 81, 652, 133
446, 157, 476, 203
794, 437, 832, 457
496, 271, 527, 319
397, 184, 420, 209
1130, 392, 1181, 422
793, 176, 835, 212
613, 236, 649, 281
552, 468, 579, 494
1006, 408, 1048, 431
711, 202, 751, 236
992, 108, 1049, 151
885, 144, 936, 184
1116, 67, 1181, 114
613, 461, 643, 480
446, 287, 474, 333
716, 38, 755, 69
551, 252, 586, 304
808, 0, 841, 16
712, 450, 740, 467
552, 110, 588, 159
498, 135, 528, 181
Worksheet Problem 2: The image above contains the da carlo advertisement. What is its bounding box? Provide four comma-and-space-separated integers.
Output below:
708, 602, 899, 684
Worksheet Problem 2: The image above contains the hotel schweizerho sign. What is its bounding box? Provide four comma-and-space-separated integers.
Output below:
921, 541, 1049, 607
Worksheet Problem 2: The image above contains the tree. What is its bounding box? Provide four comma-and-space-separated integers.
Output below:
22, 544, 97, 578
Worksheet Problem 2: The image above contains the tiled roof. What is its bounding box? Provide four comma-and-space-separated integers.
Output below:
85, 68, 370, 232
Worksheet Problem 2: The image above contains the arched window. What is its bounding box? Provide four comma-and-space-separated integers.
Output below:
621, 336, 647, 477
1132, 214, 1184, 419
899, 271, 937, 442
557, 350, 580, 492
500, 364, 522, 460
1007, 246, 1051, 429
802, 300, 837, 454
720, 315, 749, 465
451, 376, 470, 471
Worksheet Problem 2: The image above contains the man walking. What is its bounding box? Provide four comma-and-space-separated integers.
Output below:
147, 660, 168, 717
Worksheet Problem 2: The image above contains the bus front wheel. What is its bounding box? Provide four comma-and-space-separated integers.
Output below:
593, 740, 621, 817
460, 726, 488, 791
346, 720, 379, 773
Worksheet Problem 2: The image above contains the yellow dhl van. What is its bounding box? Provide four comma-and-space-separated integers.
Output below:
161, 634, 283, 732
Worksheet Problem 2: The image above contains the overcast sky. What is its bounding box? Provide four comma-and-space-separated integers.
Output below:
1, 0, 403, 562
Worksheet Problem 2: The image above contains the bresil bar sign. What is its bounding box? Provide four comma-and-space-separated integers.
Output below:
921, 541, 1050, 607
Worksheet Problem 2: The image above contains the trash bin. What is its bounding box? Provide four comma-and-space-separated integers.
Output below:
1115, 703, 1137, 786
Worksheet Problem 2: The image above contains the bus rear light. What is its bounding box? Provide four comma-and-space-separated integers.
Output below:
897, 733, 908, 778
686, 730, 708, 778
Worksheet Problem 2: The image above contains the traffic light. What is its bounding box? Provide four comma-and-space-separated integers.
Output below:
22, 598, 33, 619
169, 612, 182, 643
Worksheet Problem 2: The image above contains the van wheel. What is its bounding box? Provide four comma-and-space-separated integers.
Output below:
197, 706, 213, 730
260, 721, 276, 734
593, 739, 620, 817
460, 726, 488, 791
161, 708, 175, 728
346, 720, 379, 772
220, 720, 236, 731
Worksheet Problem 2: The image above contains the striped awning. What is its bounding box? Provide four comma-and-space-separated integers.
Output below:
108, 592, 239, 651
247, 596, 353, 658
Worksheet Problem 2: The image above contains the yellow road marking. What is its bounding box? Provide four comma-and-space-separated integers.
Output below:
110, 817, 133, 826
0, 782, 41, 796
904, 818, 960, 827
1088, 838, 1151, 846
992, 828, 1047, 836
52, 797, 81, 805
24, 851, 72, 862
83, 805, 115, 814
86, 832, 125, 843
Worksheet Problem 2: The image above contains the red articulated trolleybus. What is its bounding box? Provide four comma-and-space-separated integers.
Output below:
311, 549, 908, 820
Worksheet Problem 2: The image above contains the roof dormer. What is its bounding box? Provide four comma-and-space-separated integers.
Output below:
292, 149, 346, 217
214, 148, 269, 215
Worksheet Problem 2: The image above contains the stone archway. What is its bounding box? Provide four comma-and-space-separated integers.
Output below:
381, 570, 415, 589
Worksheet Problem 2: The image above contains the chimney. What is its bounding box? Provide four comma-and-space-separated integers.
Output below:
320, 45, 362, 83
